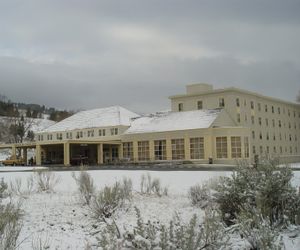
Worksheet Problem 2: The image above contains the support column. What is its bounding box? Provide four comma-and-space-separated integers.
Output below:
184, 136, 190, 160
118, 144, 123, 161
97, 143, 103, 165
133, 141, 138, 162
166, 138, 172, 161
227, 136, 232, 160
36, 145, 41, 166
205, 134, 214, 162
23, 148, 27, 165
241, 136, 245, 159
64, 142, 70, 166
12, 145, 16, 158
149, 140, 155, 161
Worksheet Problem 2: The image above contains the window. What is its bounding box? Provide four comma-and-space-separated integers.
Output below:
236, 98, 240, 107
253, 146, 256, 154
280, 146, 283, 154
273, 134, 276, 141
288, 110, 290, 116
265, 118, 268, 126
231, 137, 242, 158
251, 101, 254, 109
219, 98, 225, 108
259, 132, 262, 140
258, 103, 261, 111
171, 139, 185, 160
99, 129, 106, 136
237, 113, 241, 123
278, 120, 281, 128
266, 146, 269, 154
111, 128, 118, 136
278, 107, 280, 114
251, 115, 255, 125
260, 146, 263, 154
252, 131, 255, 139
87, 130, 94, 137
123, 142, 133, 161
265, 104, 268, 112
244, 137, 249, 158
266, 132, 269, 140
272, 106, 274, 113
178, 103, 183, 111
258, 117, 262, 126
272, 119, 275, 127
197, 101, 203, 110
273, 146, 277, 153
138, 141, 150, 161
190, 137, 204, 159
154, 140, 167, 160
216, 137, 227, 158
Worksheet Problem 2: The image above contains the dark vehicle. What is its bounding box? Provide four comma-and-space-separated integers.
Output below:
70, 155, 88, 166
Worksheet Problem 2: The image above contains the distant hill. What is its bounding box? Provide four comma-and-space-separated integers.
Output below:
0, 94, 73, 122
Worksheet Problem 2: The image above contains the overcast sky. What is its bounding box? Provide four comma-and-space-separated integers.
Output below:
0, 0, 299, 113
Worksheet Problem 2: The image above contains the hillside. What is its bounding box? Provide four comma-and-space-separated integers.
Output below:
0, 94, 73, 122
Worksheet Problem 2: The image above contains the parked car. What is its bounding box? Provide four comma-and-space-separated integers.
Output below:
1, 157, 26, 166
70, 155, 88, 166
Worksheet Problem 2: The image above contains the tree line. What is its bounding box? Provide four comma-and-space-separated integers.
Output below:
0, 94, 73, 122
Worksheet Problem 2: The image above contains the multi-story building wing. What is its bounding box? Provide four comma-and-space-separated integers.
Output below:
1, 83, 298, 166
169, 83, 300, 163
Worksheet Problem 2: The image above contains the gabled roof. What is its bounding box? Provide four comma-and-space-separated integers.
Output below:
42, 106, 139, 133
124, 109, 223, 134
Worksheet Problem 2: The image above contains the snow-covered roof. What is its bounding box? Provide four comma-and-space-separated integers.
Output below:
124, 109, 222, 134
42, 106, 139, 133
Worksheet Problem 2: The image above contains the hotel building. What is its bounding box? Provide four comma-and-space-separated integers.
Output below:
0, 84, 299, 166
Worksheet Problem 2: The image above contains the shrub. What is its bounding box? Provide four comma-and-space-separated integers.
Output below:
0, 179, 23, 250
188, 184, 213, 208
31, 233, 51, 250
215, 160, 300, 227
90, 179, 132, 220
140, 173, 168, 197
34, 170, 60, 192
72, 170, 95, 205
237, 209, 284, 250
97, 207, 227, 250
0, 178, 8, 199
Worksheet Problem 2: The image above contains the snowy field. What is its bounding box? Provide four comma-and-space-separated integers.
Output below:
0, 168, 300, 249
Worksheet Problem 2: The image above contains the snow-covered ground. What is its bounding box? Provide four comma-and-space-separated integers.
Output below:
0, 169, 300, 249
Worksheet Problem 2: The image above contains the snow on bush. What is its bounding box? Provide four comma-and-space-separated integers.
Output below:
235, 209, 284, 250
97, 207, 228, 250
0, 178, 23, 250
140, 173, 168, 197
35, 170, 61, 192
90, 178, 133, 221
72, 169, 95, 205
215, 160, 300, 227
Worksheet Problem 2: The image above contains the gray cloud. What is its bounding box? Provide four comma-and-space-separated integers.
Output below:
0, 0, 299, 114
